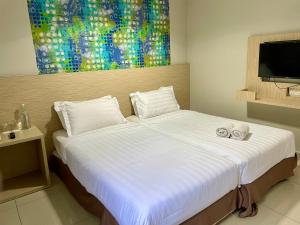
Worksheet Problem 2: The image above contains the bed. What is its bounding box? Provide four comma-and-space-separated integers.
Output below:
127, 110, 298, 217
50, 122, 239, 225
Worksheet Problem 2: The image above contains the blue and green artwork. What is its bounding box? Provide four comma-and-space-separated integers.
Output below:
27, 0, 170, 74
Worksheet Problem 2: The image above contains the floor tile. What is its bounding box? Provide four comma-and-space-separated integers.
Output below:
16, 173, 66, 206
16, 189, 54, 206
0, 200, 15, 212
276, 217, 300, 225
0, 201, 21, 225
74, 216, 99, 225
18, 184, 91, 225
16, 181, 65, 206
261, 180, 300, 223
18, 196, 67, 225
289, 166, 300, 186
220, 205, 283, 225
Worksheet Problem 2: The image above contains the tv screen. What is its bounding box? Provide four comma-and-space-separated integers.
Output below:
259, 40, 300, 80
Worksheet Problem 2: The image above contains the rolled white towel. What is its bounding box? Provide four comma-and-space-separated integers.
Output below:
216, 123, 234, 138
231, 124, 250, 140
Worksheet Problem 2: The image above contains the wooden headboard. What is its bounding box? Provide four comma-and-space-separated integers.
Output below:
0, 64, 190, 155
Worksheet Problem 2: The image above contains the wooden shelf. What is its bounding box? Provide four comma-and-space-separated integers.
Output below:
0, 126, 50, 203
248, 97, 300, 110
236, 89, 300, 110
0, 127, 43, 147
236, 89, 256, 101
0, 171, 48, 203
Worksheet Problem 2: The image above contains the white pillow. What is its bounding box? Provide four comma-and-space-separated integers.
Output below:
54, 96, 112, 130
55, 97, 126, 136
130, 86, 180, 119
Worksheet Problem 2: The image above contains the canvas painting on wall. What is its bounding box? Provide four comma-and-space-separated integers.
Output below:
27, 0, 170, 74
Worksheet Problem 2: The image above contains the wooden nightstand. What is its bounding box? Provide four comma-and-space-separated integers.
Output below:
0, 126, 51, 203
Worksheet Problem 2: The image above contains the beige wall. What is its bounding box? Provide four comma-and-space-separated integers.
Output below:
0, 0, 37, 75
170, 0, 187, 64
0, 0, 187, 75
187, 0, 300, 151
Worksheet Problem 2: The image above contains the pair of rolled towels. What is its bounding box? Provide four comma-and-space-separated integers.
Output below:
216, 123, 250, 140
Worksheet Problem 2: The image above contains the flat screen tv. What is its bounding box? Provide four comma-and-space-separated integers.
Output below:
259, 40, 300, 81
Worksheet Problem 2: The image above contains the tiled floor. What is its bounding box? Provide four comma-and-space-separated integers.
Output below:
222, 159, 300, 225
0, 175, 98, 225
0, 160, 299, 225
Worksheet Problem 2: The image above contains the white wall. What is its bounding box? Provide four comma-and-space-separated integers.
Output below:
187, 0, 300, 150
0, 0, 187, 75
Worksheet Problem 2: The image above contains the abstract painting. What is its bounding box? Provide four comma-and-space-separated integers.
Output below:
27, 0, 170, 74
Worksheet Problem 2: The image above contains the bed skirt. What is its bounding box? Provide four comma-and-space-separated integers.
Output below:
49, 155, 238, 225
238, 154, 298, 217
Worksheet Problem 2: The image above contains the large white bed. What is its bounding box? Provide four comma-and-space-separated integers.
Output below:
52, 122, 238, 225
127, 110, 296, 185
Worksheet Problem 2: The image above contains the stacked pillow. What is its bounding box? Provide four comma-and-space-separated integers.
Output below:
130, 86, 180, 119
54, 96, 126, 136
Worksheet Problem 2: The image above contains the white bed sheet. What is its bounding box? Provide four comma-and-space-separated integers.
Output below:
128, 110, 296, 185
53, 129, 69, 163
58, 122, 238, 225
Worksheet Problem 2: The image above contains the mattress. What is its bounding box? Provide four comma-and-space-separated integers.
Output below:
55, 122, 238, 225
53, 129, 69, 163
128, 110, 296, 185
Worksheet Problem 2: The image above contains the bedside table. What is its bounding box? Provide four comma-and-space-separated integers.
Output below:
0, 126, 51, 203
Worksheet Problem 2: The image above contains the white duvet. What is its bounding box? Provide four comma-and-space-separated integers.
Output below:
129, 110, 296, 185
58, 123, 238, 225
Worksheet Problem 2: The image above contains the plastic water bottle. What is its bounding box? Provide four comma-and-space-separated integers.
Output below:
19, 104, 31, 130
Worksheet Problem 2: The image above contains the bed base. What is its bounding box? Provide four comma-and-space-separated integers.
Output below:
49, 155, 238, 225
238, 154, 298, 217
49, 154, 297, 224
